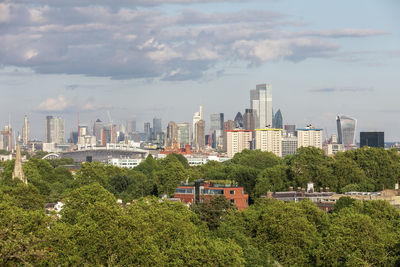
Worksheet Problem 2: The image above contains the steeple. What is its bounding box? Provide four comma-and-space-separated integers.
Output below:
12, 139, 27, 184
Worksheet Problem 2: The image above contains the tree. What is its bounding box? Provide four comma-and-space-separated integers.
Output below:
287, 147, 336, 190
191, 195, 237, 230
155, 156, 187, 196
254, 165, 289, 198
229, 165, 259, 201
231, 149, 281, 170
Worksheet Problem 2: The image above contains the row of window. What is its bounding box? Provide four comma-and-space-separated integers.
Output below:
175, 188, 237, 195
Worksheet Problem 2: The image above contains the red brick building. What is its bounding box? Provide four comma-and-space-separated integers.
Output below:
174, 181, 249, 210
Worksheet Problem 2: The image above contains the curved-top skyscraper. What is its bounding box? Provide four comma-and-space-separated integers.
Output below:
336, 115, 357, 148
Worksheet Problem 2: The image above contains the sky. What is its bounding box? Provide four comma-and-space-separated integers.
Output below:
0, 0, 399, 141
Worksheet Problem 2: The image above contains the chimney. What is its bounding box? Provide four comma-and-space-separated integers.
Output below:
325, 187, 330, 193
307, 182, 314, 193
297, 187, 301, 192
289, 186, 294, 192
319, 187, 323, 193
301, 188, 305, 197
395, 183, 399, 190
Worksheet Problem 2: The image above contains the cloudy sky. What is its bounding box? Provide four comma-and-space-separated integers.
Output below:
0, 0, 399, 141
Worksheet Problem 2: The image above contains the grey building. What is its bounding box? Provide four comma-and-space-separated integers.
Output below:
250, 84, 273, 129
360, 132, 384, 148
45, 116, 65, 144
336, 115, 357, 148
243, 109, 255, 130
153, 117, 162, 134
282, 136, 298, 157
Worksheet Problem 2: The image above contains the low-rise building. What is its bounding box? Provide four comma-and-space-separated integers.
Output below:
174, 180, 249, 210
108, 158, 142, 169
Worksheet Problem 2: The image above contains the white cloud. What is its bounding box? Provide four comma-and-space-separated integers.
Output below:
37, 95, 71, 112
0, 2, 389, 81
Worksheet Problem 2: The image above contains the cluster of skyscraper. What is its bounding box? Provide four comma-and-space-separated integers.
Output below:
0, 83, 388, 156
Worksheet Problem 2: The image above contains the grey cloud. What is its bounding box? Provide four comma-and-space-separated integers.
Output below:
0, 2, 388, 81
295, 28, 388, 38
309, 87, 374, 93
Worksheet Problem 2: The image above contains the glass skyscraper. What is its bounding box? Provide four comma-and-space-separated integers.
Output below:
273, 109, 283, 129
336, 115, 357, 148
250, 84, 272, 129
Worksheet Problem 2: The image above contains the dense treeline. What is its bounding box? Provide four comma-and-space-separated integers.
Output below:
1, 146, 400, 265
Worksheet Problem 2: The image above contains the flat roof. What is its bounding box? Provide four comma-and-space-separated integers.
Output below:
296, 128, 323, 131
226, 129, 252, 132
255, 128, 283, 131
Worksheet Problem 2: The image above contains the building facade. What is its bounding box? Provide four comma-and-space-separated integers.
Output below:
226, 130, 252, 158
45, 116, 65, 144
223, 120, 235, 152
243, 109, 255, 130
336, 115, 357, 149
174, 181, 249, 210
255, 128, 282, 157
22, 115, 30, 146
297, 125, 323, 149
250, 84, 273, 129
194, 119, 205, 151
282, 136, 298, 157
273, 109, 283, 129
360, 132, 384, 148
177, 123, 191, 148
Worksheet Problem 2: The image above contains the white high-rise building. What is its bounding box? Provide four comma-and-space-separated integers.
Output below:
297, 125, 323, 149
226, 130, 252, 158
192, 105, 203, 146
255, 128, 282, 157
22, 115, 30, 146
250, 84, 272, 129
45, 116, 65, 144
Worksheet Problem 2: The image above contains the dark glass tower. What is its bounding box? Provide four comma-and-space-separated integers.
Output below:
273, 109, 283, 129
360, 132, 384, 148
234, 112, 244, 128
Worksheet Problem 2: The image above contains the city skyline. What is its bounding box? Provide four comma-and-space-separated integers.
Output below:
0, 1, 399, 140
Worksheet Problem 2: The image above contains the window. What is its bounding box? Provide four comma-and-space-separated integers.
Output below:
230, 190, 235, 195
230, 199, 235, 204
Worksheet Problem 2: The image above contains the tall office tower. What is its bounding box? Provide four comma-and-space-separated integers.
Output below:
153, 117, 162, 134
234, 112, 244, 128
192, 105, 203, 142
1, 125, 13, 151
336, 115, 357, 149
250, 84, 273, 129
243, 109, 255, 130
22, 115, 30, 146
360, 132, 384, 148
297, 125, 323, 149
144, 122, 151, 141
223, 120, 235, 151
126, 120, 136, 133
167, 121, 178, 147
273, 109, 283, 129
284, 124, 296, 137
282, 136, 298, 157
210, 113, 224, 149
255, 128, 283, 157
45, 116, 65, 143
210, 113, 224, 131
94, 119, 104, 145
177, 123, 191, 148
226, 130, 253, 158
194, 119, 205, 151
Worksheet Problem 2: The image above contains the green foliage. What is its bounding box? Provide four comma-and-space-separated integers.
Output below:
254, 164, 289, 197
191, 195, 237, 230
231, 149, 281, 170
332, 196, 356, 213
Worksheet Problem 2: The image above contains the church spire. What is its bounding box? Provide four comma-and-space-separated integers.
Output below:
12, 139, 27, 184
